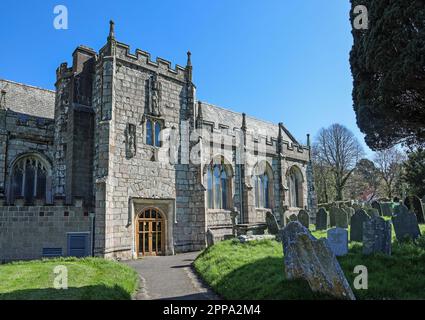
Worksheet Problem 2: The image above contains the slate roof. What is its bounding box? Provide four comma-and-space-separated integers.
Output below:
0, 79, 55, 119
201, 102, 299, 144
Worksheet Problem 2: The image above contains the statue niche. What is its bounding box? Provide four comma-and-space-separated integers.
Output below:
147, 73, 162, 117
126, 123, 137, 159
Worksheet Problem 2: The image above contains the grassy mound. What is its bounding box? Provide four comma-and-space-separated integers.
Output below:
194, 226, 425, 300
0, 257, 139, 300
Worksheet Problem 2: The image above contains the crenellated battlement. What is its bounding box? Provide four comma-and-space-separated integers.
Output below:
112, 41, 188, 81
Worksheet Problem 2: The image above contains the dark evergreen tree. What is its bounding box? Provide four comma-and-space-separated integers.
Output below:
350, 0, 425, 150
403, 149, 425, 197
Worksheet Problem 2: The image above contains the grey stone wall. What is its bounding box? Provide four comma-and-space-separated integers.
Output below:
0, 202, 91, 262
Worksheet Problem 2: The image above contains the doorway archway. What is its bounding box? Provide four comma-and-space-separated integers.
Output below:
135, 207, 166, 257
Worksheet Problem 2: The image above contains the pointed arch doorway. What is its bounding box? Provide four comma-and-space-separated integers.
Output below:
135, 208, 166, 257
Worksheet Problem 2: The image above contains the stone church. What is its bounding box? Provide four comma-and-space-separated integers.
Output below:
0, 22, 315, 261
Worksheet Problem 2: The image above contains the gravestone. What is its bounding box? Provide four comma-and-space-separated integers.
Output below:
327, 228, 348, 256
335, 208, 349, 229
404, 196, 425, 224
366, 208, 380, 218
329, 206, 338, 227
371, 201, 382, 215
206, 229, 215, 247
286, 213, 298, 225
350, 209, 370, 242
363, 217, 392, 255
280, 222, 355, 300
315, 208, 328, 231
266, 211, 280, 235
298, 210, 310, 229
392, 204, 421, 242
381, 202, 393, 217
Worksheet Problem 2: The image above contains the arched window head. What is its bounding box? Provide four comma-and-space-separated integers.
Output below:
205, 158, 232, 210
253, 162, 273, 209
288, 166, 304, 208
9, 154, 51, 204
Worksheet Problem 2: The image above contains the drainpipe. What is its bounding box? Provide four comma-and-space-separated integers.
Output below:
89, 212, 95, 257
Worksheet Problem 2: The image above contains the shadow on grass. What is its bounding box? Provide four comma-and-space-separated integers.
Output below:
0, 284, 132, 300
204, 256, 336, 300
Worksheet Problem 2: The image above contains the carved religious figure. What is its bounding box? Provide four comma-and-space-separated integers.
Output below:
126, 123, 137, 159
148, 74, 162, 116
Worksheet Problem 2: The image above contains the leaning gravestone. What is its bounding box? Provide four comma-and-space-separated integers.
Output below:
363, 216, 392, 255
371, 201, 382, 215
350, 210, 370, 242
335, 208, 349, 229
327, 228, 348, 256
315, 208, 329, 231
265, 211, 280, 235
404, 196, 425, 224
329, 206, 338, 227
392, 204, 421, 242
280, 222, 355, 300
381, 202, 393, 217
298, 210, 310, 229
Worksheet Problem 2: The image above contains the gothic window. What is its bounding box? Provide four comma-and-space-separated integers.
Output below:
253, 162, 272, 209
155, 121, 161, 147
205, 159, 232, 210
146, 119, 153, 146
146, 118, 162, 147
10, 155, 51, 204
288, 166, 304, 208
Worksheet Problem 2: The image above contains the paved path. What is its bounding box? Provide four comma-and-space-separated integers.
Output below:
125, 252, 220, 300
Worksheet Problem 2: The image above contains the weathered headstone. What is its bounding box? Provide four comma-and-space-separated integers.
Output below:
266, 211, 280, 235
206, 229, 215, 247
315, 208, 328, 231
350, 209, 370, 242
371, 201, 382, 215
298, 210, 310, 229
280, 222, 355, 300
286, 213, 298, 225
335, 208, 349, 229
404, 196, 425, 224
327, 228, 348, 256
392, 204, 421, 242
329, 206, 338, 227
381, 202, 393, 217
363, 217, 392, 255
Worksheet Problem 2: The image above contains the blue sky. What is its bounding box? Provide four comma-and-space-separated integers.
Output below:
0, 0, 373, 156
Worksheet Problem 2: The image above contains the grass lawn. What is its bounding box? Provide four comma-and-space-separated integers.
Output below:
0, 258, 139, 300
194, 225, 425, 300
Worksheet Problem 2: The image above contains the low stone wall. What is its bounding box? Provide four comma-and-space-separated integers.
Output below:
0, 203, 91, 262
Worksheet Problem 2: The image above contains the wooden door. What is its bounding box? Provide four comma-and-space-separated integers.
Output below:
136, 208, 165, 257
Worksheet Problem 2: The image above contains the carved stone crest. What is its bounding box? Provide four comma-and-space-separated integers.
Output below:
148, 73, 162, 116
